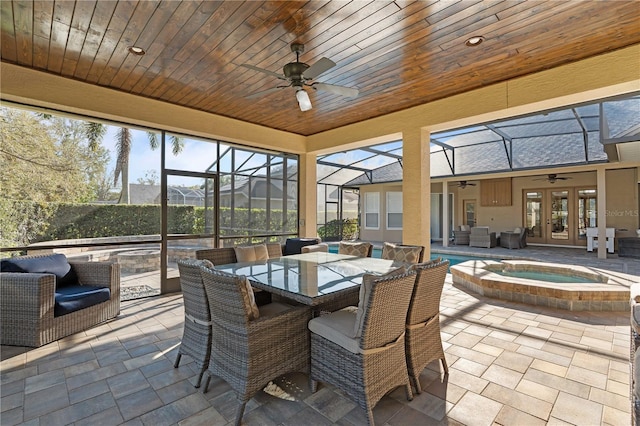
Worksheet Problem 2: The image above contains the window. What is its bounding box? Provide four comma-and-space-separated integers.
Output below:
364, 192, 379, 229
578, 188, 597, 239
386, 192, 402, 229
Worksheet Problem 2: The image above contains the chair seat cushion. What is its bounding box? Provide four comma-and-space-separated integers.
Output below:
1, 254, 78, 288
308, 307, 361, 353
54, 285, 110, 317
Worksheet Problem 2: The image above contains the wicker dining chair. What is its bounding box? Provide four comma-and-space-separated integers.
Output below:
405, 259, 450, 393
308, 270, 417, 425
338, 241, 373, 257
380, 242, 424, 263
200, 267, 311, 426
174, 259, 213, 388
196, 246, 277, 306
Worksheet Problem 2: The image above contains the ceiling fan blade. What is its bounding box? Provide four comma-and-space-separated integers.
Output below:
239, 64, 287, 80
303, 57, 335, 80
245, 86, 286, 100
313, 82, 359, 98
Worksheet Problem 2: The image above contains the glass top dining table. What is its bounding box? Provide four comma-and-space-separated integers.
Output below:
214, 252, 406, 307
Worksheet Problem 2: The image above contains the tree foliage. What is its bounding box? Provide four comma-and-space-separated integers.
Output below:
0, 108, 110, 203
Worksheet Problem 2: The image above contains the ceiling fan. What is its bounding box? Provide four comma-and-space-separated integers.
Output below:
533, 174, 572, 184
240, 43, 359, 111
452, 181, 476, 189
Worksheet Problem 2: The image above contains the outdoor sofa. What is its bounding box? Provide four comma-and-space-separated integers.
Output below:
1, 253, 120, 347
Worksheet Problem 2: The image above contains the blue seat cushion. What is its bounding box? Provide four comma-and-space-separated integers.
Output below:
1, 254, 78, 288
284, 238, 320, 255
54, 285, 110, 317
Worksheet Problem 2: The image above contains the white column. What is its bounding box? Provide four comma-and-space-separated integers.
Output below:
596, 167, 607, 259
442, 180, 450, 247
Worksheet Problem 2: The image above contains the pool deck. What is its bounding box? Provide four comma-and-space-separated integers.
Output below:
3, 242, 639, 425
429, 241, 640, 277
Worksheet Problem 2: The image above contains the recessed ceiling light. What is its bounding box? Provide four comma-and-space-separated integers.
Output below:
465, 36, 484, 47
128, 46, 146, 55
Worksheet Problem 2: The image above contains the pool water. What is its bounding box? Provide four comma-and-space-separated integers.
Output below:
327, 246, 501, 269
493, 269, 599, 283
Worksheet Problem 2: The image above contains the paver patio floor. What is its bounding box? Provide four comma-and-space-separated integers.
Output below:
1, 265, 634, 425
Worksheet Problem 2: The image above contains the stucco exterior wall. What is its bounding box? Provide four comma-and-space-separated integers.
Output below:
358, 183, 404, 243
605, 168, 639, 232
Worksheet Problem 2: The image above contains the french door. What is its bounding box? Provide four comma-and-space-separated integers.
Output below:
524, 189, 572, 245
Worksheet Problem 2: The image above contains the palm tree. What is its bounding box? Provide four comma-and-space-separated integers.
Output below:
84, 123, 183, 204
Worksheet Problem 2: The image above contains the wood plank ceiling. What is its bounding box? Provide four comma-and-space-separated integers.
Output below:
2, 1, 639, 136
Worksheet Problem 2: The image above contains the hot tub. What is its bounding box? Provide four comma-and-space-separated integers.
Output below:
450, 260, 635, 311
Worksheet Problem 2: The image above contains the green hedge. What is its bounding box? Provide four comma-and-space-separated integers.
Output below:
318, 218, 359, 241
0, 199, 298, 247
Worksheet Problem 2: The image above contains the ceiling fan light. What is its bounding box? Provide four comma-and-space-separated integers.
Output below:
296, 89, 312, 111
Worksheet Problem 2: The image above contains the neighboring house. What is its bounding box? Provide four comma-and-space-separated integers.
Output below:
129, 184, 208, 206
219, 177, 297, 210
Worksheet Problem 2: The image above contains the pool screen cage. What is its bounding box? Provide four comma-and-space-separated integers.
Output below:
315, 93, 640, 241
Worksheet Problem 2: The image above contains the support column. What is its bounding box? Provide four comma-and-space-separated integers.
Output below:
443, 180, 450, 248
596, 167, 607, 259
402, 127, 431, 257
299, 153, 317, 238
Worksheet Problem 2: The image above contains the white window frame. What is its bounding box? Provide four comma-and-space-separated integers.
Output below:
386, 191, 403, 230
364, 192, 380, 230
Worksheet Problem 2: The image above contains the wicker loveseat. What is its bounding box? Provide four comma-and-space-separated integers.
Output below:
1, 254, 120, 347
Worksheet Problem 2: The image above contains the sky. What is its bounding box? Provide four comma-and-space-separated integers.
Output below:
102, 125, 220, 187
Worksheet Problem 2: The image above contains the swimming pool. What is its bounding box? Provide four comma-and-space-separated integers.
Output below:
327, 245, 500, 268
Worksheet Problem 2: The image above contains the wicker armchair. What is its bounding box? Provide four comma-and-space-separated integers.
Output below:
469, 226, 497, 248
500, 227, 527, 249
406, 259, 450, 393
200, 267, 311, 426
453, 225, 471, 245
308, 271, 417, 425
174, 259, 213, 388
0, 255, 120, 347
